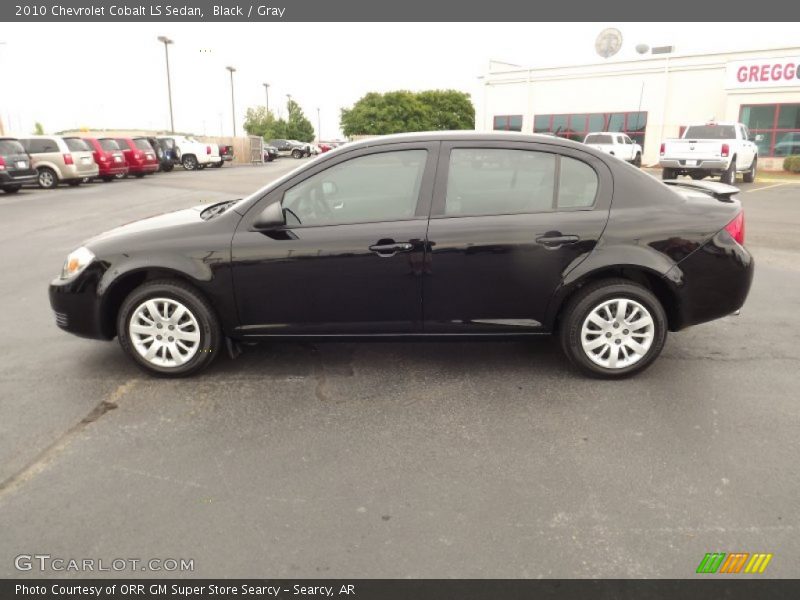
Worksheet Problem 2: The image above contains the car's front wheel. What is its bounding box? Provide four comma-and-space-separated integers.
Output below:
559, 279, 667, 378
117, 280, 221, 377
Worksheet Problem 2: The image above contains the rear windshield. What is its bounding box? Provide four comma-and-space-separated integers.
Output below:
99, 139, 120, 151
64, 138, 91, 152
133, 138, 153, 151
0, 140, 25, 154
683, 125, 736, 140
584, 134, 613, 144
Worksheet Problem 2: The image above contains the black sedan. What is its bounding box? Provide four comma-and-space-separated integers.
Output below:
49, 132, 753, 378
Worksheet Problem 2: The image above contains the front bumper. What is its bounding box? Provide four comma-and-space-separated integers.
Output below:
49, 264, 112, 340
660, 158, 728, 170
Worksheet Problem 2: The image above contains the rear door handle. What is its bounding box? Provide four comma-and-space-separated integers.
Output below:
369, 242, 413, 256
535, 235, 580, 248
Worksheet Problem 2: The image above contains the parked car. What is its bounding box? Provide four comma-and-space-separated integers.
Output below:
0, 137, 38, 193
659, 121, 758, 184
262, 144, 278, 162
49, 132, 753, 378
112, 137, 159, 178
772, 132, 800, 157
219, 144, 234, 165
268, 139, 307, 159
583, 132, 642, 167
162, 135, 221, 170
82, 137, 128, 182
144, 137, 175, 172
318, 143, 333, 153
19, 136, 99, 189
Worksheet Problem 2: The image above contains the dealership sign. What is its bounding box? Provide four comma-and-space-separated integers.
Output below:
726, 57, 800, 89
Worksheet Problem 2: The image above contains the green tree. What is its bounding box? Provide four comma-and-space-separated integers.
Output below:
33, 122, 45, 135
340, 90, 474, 137
285, 99, 315, 142
243, 106, 286, 140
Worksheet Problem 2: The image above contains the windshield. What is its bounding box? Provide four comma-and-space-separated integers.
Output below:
585, 134, 613, 144
683, 125, 736, 140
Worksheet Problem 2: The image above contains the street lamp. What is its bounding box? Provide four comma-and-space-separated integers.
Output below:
226, 66, 237, 137
157, 36, 175, 132
263, 83, 270, 113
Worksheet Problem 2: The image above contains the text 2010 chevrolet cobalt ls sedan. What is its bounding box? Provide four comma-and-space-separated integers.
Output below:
49, 133, 753, 378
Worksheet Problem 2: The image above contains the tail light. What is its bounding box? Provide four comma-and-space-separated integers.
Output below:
0, 156, 5, 170
63, 153, 74, 165
724, 211, 745, 245
721, 143, 730, 157
659, 142, 665, 155
206, 145, 211, 154
133, 152, 142, 160
99, 154, 108, 162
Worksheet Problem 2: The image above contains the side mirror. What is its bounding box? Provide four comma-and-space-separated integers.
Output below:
253, 201, 285, 229
322, 181, 338, 196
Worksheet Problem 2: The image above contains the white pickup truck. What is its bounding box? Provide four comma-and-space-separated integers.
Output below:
659, 121, 758, 184
583, 132, 643, 166
158, 135, 222, 171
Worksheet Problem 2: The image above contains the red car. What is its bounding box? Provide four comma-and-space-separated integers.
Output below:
111, 137, 159, 177
318, 143, 333, 153
82, 137, 128, 182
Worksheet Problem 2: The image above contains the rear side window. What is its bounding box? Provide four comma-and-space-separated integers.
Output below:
444, 148, 555, 216
64, 138, 90, 152
25, 138, 59, 153
134, 138, 153, 151
585, 134, 612, 144
0, 140, 25, 154
558, 157, 598, 208
99, 139, 120, 151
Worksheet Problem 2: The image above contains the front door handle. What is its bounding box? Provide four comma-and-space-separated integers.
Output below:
369, 241, 414, 257
535, 234, 580, 248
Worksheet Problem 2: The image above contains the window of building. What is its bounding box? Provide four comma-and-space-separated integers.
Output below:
533, 111, 647, 147
740, 103, 800, 157
493, 115, 523, 132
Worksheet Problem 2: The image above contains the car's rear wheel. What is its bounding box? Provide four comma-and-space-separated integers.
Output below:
38, 167, 58, 189
101, 176, 115, 182
117, 280, 221, 377
633, 152, 641, 167
721, 158, 737, 185
182, 155, 198, 171
2, 185, 22, 194
134, 173, 145, 178
67, 180, 81, 187
661, 167, 675, 180
559, 279, 667, 378
291, 149, 303, 159
743, 157, 757, 183
212, 162, 223, 168
690, 173, 706, 180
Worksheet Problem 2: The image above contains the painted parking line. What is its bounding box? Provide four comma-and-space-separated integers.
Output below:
741, 182, 793, 193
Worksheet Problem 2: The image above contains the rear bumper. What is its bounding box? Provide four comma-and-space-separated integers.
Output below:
0, 169, 38, 186
667, 229, 754, 330
128, 162, 159, 174
660, 158, 728, 170
98, 164, 128, 176
63, 164, 100, 180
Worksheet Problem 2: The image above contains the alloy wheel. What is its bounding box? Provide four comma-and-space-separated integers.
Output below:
129, 297, 201, 368
580, 298, 655, 369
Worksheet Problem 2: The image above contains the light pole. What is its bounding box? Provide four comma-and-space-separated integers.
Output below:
226, 66, 237, 137
157, 36, 175, 132
263, 83, 270, 113
316, 107, 321, 143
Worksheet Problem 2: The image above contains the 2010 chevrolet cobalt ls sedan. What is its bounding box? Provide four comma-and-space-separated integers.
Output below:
49, 132, 753, 378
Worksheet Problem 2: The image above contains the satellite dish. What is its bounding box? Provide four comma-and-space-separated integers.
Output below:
595, 28, 623, 59
635, 43, 650, 55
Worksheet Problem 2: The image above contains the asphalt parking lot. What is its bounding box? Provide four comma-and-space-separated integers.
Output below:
0, 162, 799, 578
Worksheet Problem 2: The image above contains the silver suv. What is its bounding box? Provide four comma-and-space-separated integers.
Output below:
18, 136, 99, 189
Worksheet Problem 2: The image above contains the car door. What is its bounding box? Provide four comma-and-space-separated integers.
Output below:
739, 125, 756, 167
230, 142, 438, 336
422, 141, 612, 334
622, 135, 635, 160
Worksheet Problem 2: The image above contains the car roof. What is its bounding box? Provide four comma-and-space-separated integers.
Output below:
342, 131, 594, 151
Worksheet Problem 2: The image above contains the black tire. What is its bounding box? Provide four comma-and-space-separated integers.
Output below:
134, 173, 145, 178
162, 164, 174, 172
690, 173, 706, 180
182, 155, 198, 171
559, 279, 668, 378
291, 149, 303, 159
743, 157, 757, 183
721, 158, 736, 185
661, 167, 676, 180
101, 176, 115, 182
266, 155, 275, 162
2, 185, 22, 194
37, 167, 58, 189
633, 152, 641, 168
67, 180, 81, 187
117, 280, 221, 377
212, 162, 223, 168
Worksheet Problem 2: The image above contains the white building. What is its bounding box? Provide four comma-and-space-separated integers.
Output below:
476, 46, 800, 170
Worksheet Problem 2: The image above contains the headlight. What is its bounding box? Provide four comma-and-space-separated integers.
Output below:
60, 246, 95, 280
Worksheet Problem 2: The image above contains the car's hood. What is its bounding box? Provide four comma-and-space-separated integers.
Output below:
84, 205, 205, 248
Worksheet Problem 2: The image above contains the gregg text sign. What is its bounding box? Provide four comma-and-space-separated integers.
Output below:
726, 57, 800, 89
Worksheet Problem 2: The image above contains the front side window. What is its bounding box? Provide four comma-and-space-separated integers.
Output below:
444, 148, 556, 216
282, 150, 428, 226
